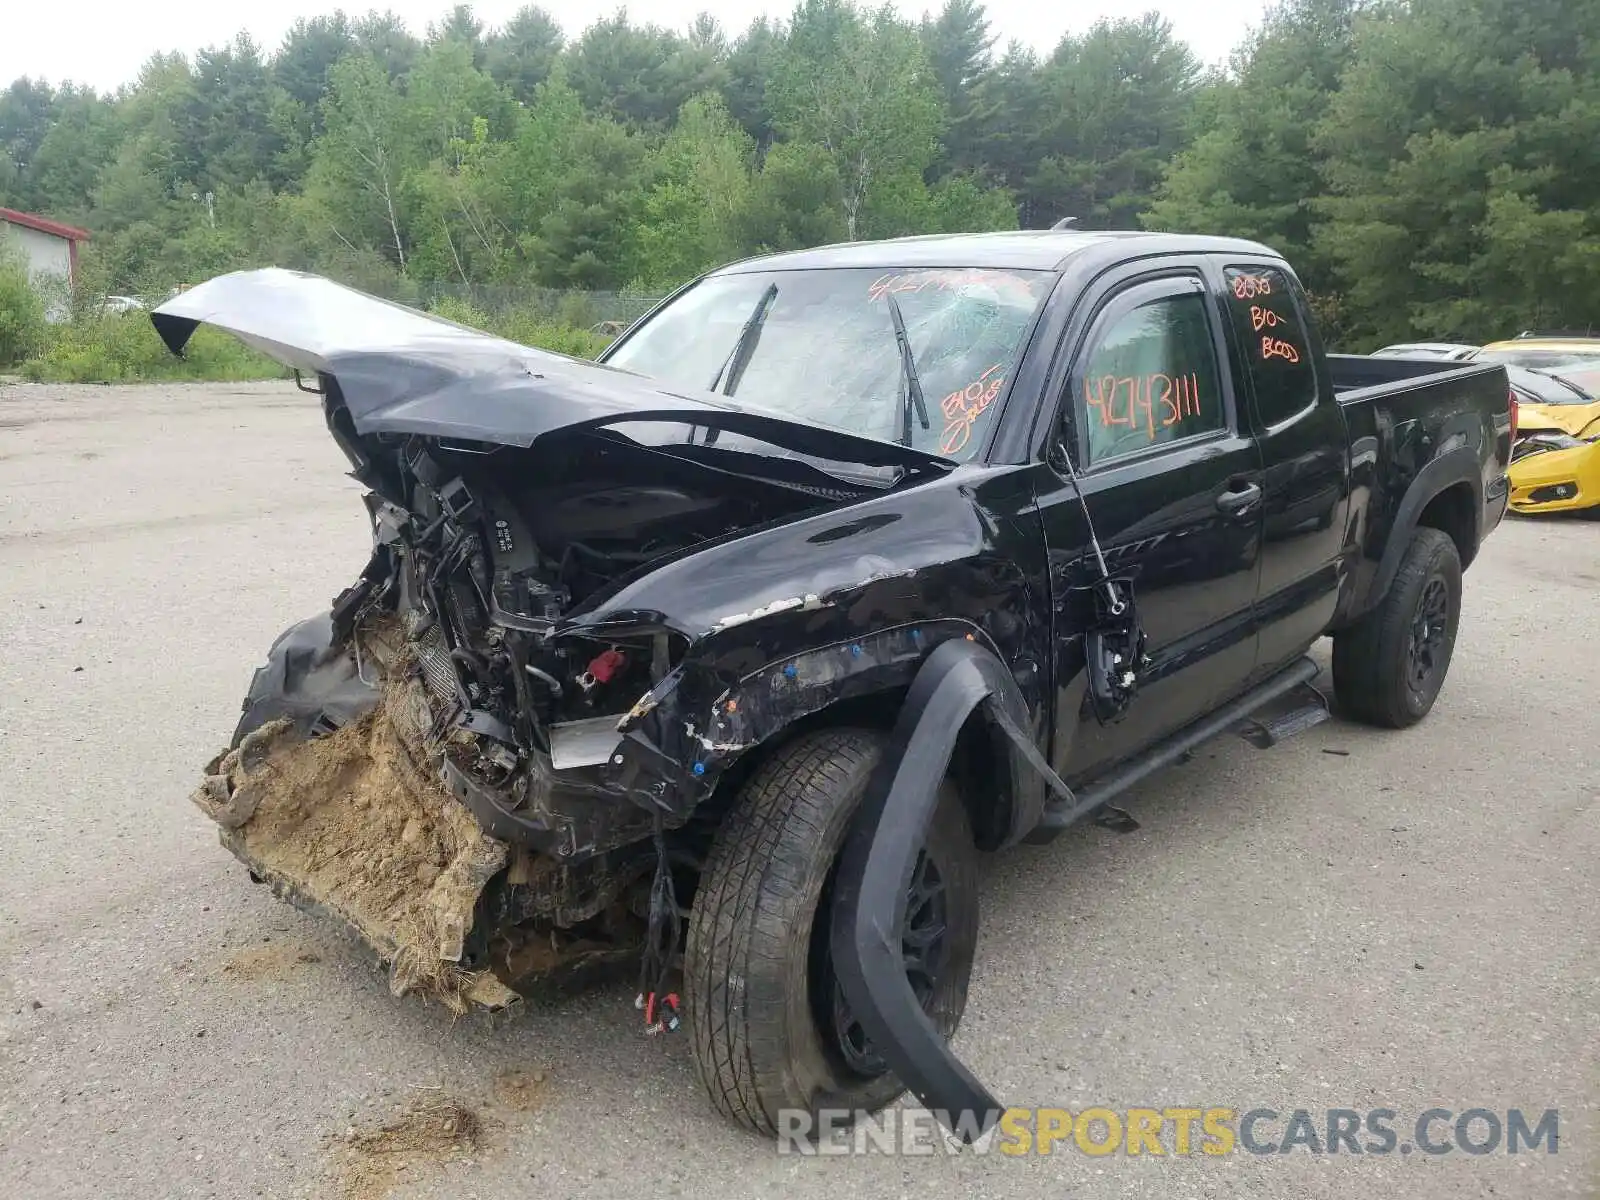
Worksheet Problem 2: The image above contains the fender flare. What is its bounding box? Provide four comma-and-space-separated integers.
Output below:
828, 636, 1058, 1142
1368, 447, 1482, 606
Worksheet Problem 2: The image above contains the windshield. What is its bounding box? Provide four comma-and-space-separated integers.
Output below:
1473, 347, 1600, 371
604, 266, 1055, 460
1506, 365, 1598, 406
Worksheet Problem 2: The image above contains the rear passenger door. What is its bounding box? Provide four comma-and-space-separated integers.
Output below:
1038, 267, 1266, 781
1210, 259, 1352, 677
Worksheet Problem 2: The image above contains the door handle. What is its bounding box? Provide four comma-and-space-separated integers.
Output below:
1216, 482, 1262, 517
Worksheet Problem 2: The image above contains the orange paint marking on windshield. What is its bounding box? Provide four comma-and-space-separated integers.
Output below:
1085, 373, 1203, 439
938, 364, 1006, 455
867, 270, 1037, 305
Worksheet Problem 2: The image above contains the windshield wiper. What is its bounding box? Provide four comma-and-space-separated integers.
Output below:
882, 290, 930, 446
708, 283, 779, 397
1513, 365, 1593, 403
1540, 371, 1593, 402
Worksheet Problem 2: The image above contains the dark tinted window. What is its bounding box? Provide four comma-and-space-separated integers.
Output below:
1076, 288, 1226, 465
1221, 265, 1316, 426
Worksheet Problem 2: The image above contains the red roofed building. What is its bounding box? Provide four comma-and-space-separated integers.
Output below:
1, 207, 91, 319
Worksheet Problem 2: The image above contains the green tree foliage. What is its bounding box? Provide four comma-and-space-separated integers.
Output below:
485, 7, 565, 102
625, 93, 754, 289
723, 17, 784, 149
770, 0, 944, 239
0, 243, 47, 364
306, 53, 416, 268
0, 78, 58, 208
177, 35, 285, 193
1143, 0, 1362, 288
1311, 0, 1600, 343
567, 11, 726, 132
0, 0, 1593, 353
919, 0, 994, 176
1029, 16, 1200, 229
24, 85, 121, 220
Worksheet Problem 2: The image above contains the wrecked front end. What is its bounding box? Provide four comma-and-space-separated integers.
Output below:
1508, 428, 1600, 513
161, 270, 971, 1011
196, 415, 891, 1008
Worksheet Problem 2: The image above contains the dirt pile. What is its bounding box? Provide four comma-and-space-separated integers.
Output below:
332, 1095, 488, 1200
218, 939, 322, 981
491, 1067, 551, 1112
192, 685, 517, 1012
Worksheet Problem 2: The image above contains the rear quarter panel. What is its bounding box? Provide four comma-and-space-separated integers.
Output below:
1332, 359, 1511, 623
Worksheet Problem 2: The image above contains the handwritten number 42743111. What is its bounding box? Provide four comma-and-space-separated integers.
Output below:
1085, 373, 1203, 438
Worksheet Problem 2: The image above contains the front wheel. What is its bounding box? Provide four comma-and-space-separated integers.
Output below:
1333, 527, 1463, 728
684, 727, 979, 1134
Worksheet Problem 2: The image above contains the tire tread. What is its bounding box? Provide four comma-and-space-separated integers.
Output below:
1333, 527, 1461, 728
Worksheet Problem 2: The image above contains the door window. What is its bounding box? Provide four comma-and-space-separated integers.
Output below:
1220, 265, 1318, 426
1075, 285, 1227, 466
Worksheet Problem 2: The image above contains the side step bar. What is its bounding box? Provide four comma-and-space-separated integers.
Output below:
1025, 656, 1321, 844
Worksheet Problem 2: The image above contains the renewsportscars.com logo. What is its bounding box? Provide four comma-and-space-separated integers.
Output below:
775, 1106, 1562, 1157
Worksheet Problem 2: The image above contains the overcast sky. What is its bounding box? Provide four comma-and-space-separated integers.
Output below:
4, 0, 1268, 94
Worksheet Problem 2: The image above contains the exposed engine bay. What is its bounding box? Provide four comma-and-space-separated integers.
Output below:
341, 420, 858, 786
197, 397, 896, 1004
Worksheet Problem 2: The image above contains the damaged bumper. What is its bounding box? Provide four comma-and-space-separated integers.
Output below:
1508, 435, 1600, 513
198, 616, 656, 1012
196, 692, 520, 1012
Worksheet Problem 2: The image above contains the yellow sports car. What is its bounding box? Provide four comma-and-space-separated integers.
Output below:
1472, 336, 1600, 514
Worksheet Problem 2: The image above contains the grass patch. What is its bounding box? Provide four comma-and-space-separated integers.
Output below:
19, 302, 614, 383
429, 296, 616, 359
22, 312, 284, 383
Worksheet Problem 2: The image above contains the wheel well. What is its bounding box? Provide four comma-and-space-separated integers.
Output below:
950, 710, 1014, 852
1416, 482, 1477, 569
805, 692, 1015, 851
730, 687, 1010, 853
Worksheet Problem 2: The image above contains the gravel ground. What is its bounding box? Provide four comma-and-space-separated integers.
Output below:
1, 380, 1594, 1200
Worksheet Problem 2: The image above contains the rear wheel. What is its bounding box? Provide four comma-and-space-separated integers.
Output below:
1333, 527, 1463, 728
684, 727, 978, 1134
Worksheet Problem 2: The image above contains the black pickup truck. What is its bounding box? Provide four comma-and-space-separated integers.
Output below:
157, 231, 1512, 1143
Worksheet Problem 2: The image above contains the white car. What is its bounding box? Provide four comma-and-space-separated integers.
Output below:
1371, 342, 1479, 360
99, 294, 147, 314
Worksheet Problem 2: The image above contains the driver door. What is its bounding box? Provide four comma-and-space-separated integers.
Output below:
1037, 269, 1266, 781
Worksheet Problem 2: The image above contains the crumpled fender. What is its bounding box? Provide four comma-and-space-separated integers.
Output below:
828, 636, 1052, 1142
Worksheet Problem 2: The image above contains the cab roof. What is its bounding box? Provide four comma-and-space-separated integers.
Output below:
710, 230, 1284, 275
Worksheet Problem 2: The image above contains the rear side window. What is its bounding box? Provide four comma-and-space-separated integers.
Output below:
1221, 265, 1317, 426
1076, 284, 1227, 465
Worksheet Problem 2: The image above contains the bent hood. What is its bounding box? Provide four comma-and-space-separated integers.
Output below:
150, 268, 954, 473
1515, 399, 1600, 438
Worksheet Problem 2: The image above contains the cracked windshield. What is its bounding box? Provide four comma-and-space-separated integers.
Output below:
606, 266, 1054, 459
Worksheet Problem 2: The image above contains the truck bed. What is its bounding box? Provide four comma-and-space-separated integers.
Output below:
1326, 353, 1512, 628
1327, 351, 1504, 398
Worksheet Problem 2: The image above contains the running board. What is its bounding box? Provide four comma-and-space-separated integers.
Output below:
1230, 681, 1330, 749
1024, 656, 1321, 845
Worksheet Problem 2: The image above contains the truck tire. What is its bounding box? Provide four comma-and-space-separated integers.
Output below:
1332, 527, 1463, 728
684, 727, 978, 1135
